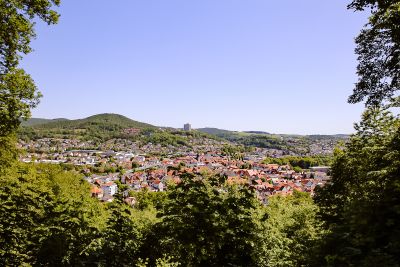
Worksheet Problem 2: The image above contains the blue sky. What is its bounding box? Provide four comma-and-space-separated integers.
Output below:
23, 0, 368, 134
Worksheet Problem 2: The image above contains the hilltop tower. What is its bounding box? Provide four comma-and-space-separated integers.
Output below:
184, 123, 192, 131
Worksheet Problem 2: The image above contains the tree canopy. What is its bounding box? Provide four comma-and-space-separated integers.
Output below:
314, 107, 400, 266
2, 0, 400, 266
0, 0, 60, 136
148, 174, 264, 266
348, 0, 400, 106
0, 163, 107, 266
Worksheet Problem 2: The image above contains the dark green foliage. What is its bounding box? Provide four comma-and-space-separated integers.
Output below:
263, 155, 332, 169
347, 0, 400, 106
33, 113, 154, 130
18, 113, 156, 142
0, 165, 52, 265
0, 163, 107, 266
21, 117, 69, 127
129, 188, 168, 211
132, 161, 140, 169
92, 199, 148, 267
0, 69, 41, 136
0, 0, 60, 136
314, 2, 400, 264
256, 191, 324, 267
0, 134, 19, 170
149, 174, 264, 266
315, 107, 400, 266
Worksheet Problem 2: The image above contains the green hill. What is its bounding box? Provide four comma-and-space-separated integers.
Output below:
32, 113, 154, 130
19, 113, 156, 142
21, 118, 69, 127
19, 115, 349, 153
196, 127, 236, 135
197, 128, 349, 154
244, 131, 271, 135
197, 128, 287, 150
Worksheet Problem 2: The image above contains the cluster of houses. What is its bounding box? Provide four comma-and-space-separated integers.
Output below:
19, 137, 332, 204
87, 174, 120, 202
87, 153, 330, 203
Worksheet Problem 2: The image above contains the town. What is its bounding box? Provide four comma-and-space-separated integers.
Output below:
18, 123, 332, 204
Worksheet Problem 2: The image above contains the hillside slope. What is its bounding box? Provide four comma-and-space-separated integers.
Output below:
196, 128, 236, 135
21, 118, 69, 127
30, 113, 155, 130
19, 114, 156, 142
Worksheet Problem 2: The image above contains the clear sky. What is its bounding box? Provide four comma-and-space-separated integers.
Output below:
22, 0, 368, 134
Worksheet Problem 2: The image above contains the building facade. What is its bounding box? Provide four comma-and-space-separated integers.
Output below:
184, 123, 192, 131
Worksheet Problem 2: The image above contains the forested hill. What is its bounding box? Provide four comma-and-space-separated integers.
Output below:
196, 127, 236, 135
20, 115, 348, 154
197, 128, 349, 140
23, 113, 155, 129
21, 118, 69, 127
19, 114, 157, 142
197, 127, 349, 154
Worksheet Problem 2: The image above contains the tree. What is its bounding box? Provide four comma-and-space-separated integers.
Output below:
34, 164, 108, 266
347, 0, 400, 106
0, 164, 53, 265
293, 166, 303, 173
93, 199, 145, 267
0, 0, 60, 72
0, 0, 60, 165
0, 69, 41, 136
132, 160, 140, 169
0, 134, 19, 170
0, 0, 60, 133
87, 192, 160, 267
129, 188, 167, 211
314, 107, 400, 266
149, 174, 264, 266
0, 163, 107, 266
255, 191, 324, 267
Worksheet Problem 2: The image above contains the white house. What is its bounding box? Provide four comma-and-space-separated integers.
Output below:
101, 183, 118, 196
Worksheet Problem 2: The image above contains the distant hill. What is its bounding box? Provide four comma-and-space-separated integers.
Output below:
244, 131, 271, 135
19, 115, 349, 154
29, 113, 155, 130
197, 128, 287, 150
306, 134, 350, 140
196, 128, 236, 135
21, 118, 69, 127
19, 114, 157, 142
197, 127, 350, 154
